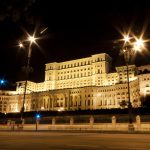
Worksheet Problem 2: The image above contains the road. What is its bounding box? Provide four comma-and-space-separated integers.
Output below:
0, 132, 150, 150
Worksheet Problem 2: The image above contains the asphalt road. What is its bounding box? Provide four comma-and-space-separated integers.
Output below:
0, 132, 150, 150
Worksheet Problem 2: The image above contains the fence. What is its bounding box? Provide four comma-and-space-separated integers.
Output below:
0, 115, 150, 132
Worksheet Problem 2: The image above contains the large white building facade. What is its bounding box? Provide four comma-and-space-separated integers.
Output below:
0, 53, 150, 113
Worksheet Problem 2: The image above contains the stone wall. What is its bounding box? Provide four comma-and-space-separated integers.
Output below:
1, 115, 150, 132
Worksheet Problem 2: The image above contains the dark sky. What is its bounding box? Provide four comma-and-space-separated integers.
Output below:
0, 0, 150, 89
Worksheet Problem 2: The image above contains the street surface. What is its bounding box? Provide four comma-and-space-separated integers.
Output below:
0, 132, 150, 150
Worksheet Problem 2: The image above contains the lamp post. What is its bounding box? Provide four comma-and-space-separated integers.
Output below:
122, 35, 145, 131
35, 113, 41, 131
19, 34, 36, 120
123, 45, 133, 128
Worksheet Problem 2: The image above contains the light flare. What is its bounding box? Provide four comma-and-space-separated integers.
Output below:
28, 35, 36, 44
19, 42, 24, 48
133, 38, 144, 52
123, 35, 131, 43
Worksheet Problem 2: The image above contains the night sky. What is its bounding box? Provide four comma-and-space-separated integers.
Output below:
0, 0, 150, 89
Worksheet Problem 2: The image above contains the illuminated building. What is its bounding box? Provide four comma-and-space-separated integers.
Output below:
138, 65, 150, 97
0, 90, 18, 113
0, 53, 149, 113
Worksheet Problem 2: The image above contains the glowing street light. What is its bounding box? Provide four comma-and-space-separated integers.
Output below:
17, 27, 47, 121
0, 80, 5, 85
123, 35, 130, 43
36, 114, 41, 120
133, 38, 144, 51
121, 33, 146, 131
35, 113, 41, 131
0, 79, 7, 87
18, 25, 48, 119
28, 35, 36, 44
19, 33, 38, 120
19, 42, 24, 48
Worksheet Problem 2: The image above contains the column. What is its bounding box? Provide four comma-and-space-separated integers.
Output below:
89, 116, 94, 126
112, 116, 116, 128
52, 117, 56, 125
70, 117, 74, 125
136, 115, 141, 130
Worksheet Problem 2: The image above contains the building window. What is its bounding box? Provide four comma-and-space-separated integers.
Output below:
88, 100, 90, 106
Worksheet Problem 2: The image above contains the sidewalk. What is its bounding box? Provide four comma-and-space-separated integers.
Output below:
1, 129, 150, 134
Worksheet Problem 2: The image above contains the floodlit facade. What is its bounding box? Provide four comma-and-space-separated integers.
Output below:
0, 90, 18, 113
45, 53, 111, 89
0, 53, 150, 113
138, 65, 150, 97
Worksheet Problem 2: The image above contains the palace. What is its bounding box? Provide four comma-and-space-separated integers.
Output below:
0, 53, 150, 113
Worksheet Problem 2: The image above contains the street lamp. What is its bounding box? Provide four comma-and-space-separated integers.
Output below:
0, 79, 5, 85
35, 113, 41, 131
122, 34, 145, 131
19, 34, 37, 120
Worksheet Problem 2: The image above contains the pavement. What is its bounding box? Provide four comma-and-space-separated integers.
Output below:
0, 131, 150, 149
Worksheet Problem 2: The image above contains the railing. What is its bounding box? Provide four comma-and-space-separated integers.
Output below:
0, 115, 150, 132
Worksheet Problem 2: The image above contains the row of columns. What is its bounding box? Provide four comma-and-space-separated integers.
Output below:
7, 115, 141, 127
51, 115, 141, 126
32, 94, 82, 111
7, 115, 142, 131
